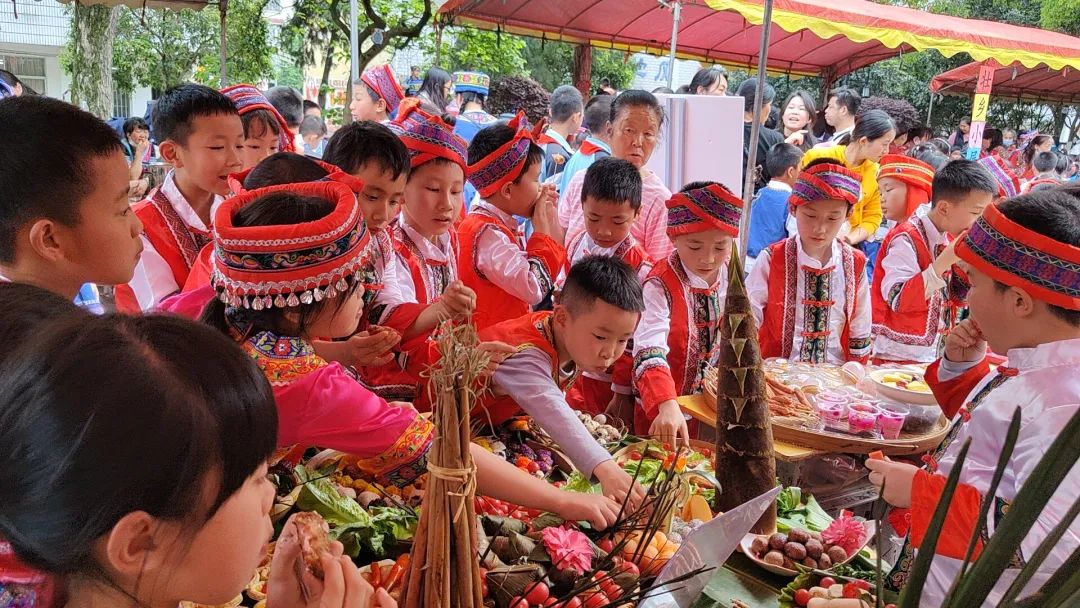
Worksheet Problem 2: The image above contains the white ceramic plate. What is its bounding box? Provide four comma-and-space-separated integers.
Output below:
739, 521, 877, 577
869, 369, 937, 406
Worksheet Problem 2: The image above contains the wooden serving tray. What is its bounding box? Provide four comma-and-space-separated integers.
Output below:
696, 389, 950, 456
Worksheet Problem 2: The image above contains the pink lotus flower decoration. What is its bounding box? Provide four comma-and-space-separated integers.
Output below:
822, 510, 867, 556
541, 525, 594, 574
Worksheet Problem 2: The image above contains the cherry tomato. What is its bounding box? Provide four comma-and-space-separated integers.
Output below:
602, 581, 622, 599
614, 559, 640, 578
524, 582, 550, 605
663, 442, 673, 451
597, 538, 614, 553
793, 588, 811, 607
628, 451, 642, 461
542, 599, 558, 607
854, 579, 872, 591
842, 582, 860, 599
583, 592, 609, 608
527, 461, 541, 474
699, 447, 712, 458
819, 576, 836, 588
509, 597, 528, 608
563, 598, 583, 608
553, 480, 566, 488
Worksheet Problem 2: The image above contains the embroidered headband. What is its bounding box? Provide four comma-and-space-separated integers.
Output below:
220, 84, 296, 154
453, 71, 490, 96
467, 111, 539, 199
666, 183, 744, 238
790, 162, 862, 207
211, 181, 370, 310
878, 154, 935, 216
956, 203, 1080, 310
393, 103, 468, 173
360, 64, 405, 115
977, 154, 1020, 199
227, 157, 365, 196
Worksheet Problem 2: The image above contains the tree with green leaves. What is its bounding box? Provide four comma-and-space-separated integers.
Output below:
280, 0, 349, 107
521, 39, 635, 92
419, 26, 526, 79
64, 4, 119, 119
102, 0, 273, 95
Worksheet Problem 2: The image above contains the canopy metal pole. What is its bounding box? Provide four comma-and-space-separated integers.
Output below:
661, 0, 682, 90
739, 0, 775, 265
350, 0, 359, 82
927, 93, 936, 126
219, 0, 228, 87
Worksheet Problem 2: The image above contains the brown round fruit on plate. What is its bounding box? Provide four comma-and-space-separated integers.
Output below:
805, 538, 824, 559
788, 528, 811, 544
769, 533, 788, 550
784, 542, 807, 560
827, 545, 848, 563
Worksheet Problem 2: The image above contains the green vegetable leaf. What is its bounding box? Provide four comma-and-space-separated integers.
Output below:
295, 465, 371, 526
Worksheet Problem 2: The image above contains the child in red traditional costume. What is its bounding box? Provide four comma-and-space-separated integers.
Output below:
459, 112, 568, 330
477, 256, 646, 508
0, 97, 147, 607
199, 181, 621, 528
561, 157, 650, 416
391, 103, 470, 307
221, 84, 296, 171
115, 84, 244, 311
631, 182, 742, 445
872, 158, 998, 364
349, 64, 405, 123
747, 161, 873, 364
866, 190, 1080, 605
322, 120, 476, 399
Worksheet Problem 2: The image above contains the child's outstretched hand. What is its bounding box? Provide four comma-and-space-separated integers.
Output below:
438, 281, 476, 318
944, 318, 987, 364
650, 400, 690, 448
476, 341, 515, 378
593, 459, 646, 511
553, 490, 622, 530
865, 457, 918, 508
315, 326, 400, 367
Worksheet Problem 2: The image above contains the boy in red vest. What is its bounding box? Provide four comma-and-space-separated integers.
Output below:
872, 158, 998, 363
631, 182, 743, 445
0, 96, 147, 608
562, 157, 651, 416
866, 191, 1080, 605
478, 256, 646, 507
323, 120, 476, 399
459, 112, 567, 331
116, 84, 245, 311
747, 160, 873, 364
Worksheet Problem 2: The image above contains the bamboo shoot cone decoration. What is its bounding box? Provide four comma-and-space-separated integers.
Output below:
714, 248, 777, 534
400, 323, 486, 608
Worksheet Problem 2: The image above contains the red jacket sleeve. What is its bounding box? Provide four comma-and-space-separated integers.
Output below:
910, 469, 984, 561
926, 357, 991, 419
525, 233, 567, 289
636, 366, 679, 419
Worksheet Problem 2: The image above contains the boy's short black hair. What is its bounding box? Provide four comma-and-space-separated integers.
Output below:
581, 157, 642, 211
932, 159, 999, 205
907, 125, 933, 142
801, 157, 843, 173
680, 180, 735, 195
828, 87, 861, 116
322, 120, 410, 179
550, 85, 584, 123
0, 96, 123, 263
299, 115, 327, 137
468, 123, 544, 180
559, 255, 645, 316
1056, 152, 1070, 175
583, 95, 613, 133
765, 143, 804, 180
153, 83, 239, 145
1033, 151, 1058, 173
265, 86, 304, 128
243, 152, 329, 190
123, 116, 149, 136
994, 190, 1080, 326
302, 99, 320, 113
